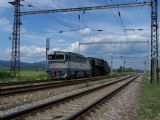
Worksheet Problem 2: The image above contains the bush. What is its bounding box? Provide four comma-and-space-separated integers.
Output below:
0, 69, 11, 79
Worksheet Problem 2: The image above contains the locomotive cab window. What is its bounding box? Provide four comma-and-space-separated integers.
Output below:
56, 54, 64, 60
66, 55, 70, 61
48, 54, 65, 60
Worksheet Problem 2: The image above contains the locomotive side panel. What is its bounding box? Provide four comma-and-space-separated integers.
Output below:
66, 52, 90, 78
47, 51, 91, 79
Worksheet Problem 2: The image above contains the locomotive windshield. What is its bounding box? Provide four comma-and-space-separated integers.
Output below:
48, 54, 65, 60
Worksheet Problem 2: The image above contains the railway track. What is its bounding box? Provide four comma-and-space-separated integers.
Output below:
0, 78, 57, 86
0, 74, 139, 120
0, 75, 124, 96
0, 73, 128, 87
0, 75, 118, 86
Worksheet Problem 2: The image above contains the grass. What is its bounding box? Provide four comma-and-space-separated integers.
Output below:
79, 82, 91, 89
0, 69, 48, 83
98, 79, 109, 84
136, 74, 160, 120
0, 70, 132, 83
20, 70, 48, 80
0, 69, 11, 83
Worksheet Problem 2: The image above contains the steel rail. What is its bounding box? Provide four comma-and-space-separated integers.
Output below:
0, 75, 136, 120
0, 79, 60, 86
65, 75, 140, 120
0, 75, 115, 86
0, 76, 115, 96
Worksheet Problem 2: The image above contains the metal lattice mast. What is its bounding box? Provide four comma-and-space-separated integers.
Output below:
151, 0, 159, 83
10, 0, 21, 78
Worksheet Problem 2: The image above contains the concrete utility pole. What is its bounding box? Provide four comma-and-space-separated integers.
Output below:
144, 60, 147, 73
123, 60, 126, 72
78, 41, 81, 53
46, 38, 50, 71
110, 56, 113, 72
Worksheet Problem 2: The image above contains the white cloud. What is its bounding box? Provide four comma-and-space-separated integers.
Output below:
0, 28, 150, 64
76, 30, 150, 59
0, 8, 5, 16
64, 41, 80, 53
0, 17, 12, 32
0, 48, 11, 61
83, 31, 149, 43
21, 45, 45, 56
0, 0, 66, 9
0, 45, 62, 62
0, 42, 84, 62
21, 45, 60, 62
79, 28, 91, 36
21, 31, 53, 46
58, 39, 64, 43
0, 0, 11, 8
23, 0, 66, 9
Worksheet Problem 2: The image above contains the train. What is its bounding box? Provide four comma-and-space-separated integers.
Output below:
47, 51, 110, 79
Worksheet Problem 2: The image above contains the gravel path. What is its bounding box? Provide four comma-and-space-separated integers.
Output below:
0, 77, 121, 110
19, 77, 132, 120
84, 75, 144, 120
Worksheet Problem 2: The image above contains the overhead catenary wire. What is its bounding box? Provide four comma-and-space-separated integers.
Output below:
24, 0, 94, 30
80, 10, 89, 28
12, 0, 152, 70
104, 0, 127, 36
113, 5, 129, 57
109, 1, 151, 66
20, 27, 150, 35
107, 0, 128, 37
104, 0, 128, 62
20, 0, 150, 34
22, 0, 79, 30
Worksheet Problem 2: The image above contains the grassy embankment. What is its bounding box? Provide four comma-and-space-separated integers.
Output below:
137, 74, 160, 120
0, 69, 131, 83
0, 69, 48, 83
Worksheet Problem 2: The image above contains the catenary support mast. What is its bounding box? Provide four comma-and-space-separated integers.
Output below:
151, 0, 159, 83
10, 0, 21, 78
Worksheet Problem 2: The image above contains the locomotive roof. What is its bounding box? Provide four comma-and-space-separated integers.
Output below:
48, 51, 86, 58
87, 57, 104, 61
48, 51, 109, 62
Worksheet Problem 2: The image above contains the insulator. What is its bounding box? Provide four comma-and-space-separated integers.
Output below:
78, 15, 80, 20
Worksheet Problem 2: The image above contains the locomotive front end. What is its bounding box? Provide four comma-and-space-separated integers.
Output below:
47, 52, 68, 79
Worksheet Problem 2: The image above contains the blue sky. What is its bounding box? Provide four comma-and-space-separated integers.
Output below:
0, 0, 159, 70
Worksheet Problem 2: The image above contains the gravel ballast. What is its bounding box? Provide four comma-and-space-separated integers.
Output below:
84, 75, 144, 120
17, 76, 133, 120
0, 77, 121, 110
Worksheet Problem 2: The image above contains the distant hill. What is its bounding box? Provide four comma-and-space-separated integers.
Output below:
0, 60, 46, 69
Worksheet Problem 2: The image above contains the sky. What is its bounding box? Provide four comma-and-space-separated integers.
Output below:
0, 0, 160, 70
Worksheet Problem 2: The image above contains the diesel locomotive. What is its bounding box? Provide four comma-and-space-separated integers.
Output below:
47, 51, 110, 79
